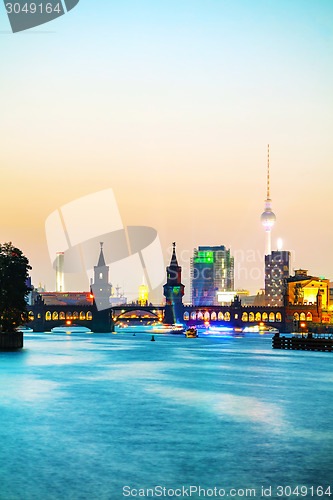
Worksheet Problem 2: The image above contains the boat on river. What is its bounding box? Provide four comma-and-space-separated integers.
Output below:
51, 324, 92, 333
186, 327, 198, 338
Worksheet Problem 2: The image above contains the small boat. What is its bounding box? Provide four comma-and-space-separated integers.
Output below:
186, 327, 198, 338
17, 326, 33, 333
51, 324, 92, 333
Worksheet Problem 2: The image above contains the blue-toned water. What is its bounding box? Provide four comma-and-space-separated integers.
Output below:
0, 332, 332, 500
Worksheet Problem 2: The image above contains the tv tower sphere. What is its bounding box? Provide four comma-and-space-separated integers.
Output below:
261, 201, 276, 231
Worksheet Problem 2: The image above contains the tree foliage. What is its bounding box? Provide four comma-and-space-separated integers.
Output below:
0, 242, 31, 332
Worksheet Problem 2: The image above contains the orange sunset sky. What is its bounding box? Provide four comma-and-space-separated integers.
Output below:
0, 0, 332, 301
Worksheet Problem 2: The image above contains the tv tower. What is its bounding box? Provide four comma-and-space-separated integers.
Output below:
261, 144, 276, 255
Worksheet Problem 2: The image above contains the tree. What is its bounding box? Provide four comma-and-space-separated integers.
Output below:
0, 242, 31, 333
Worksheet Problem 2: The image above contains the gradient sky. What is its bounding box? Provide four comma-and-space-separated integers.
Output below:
0, 0, 332, 301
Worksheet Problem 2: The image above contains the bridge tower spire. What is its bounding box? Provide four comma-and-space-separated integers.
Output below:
163, 242, 185, 324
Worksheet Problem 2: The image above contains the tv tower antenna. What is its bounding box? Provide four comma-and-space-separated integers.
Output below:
260, 144, 276, 255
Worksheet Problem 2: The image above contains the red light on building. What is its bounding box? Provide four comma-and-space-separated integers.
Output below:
66, 320, 72, 326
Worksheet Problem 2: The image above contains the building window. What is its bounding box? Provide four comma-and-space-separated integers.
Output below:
249, 312, 254, 322
183, 312, 189, 321
73, 311, 78, 320
45, 311, 51, 321
211, 312, 217, 321
79, 312, 86, 320
28, 311, 34, 321
242, 312, 248, 322
204, 312, 210, 320
300, 312, 306, 321
255, 312, 261, 322
276, 312, 282, 322
269, 312, 275, 322
87, 311, 93, 321
293, 312, 299, 321
99, 273, 103, 279
225, 312, 230, 321
66, 312, 72, 320
218, 312, 224, 321
52, 312, 58, 321
306, 312, 313, 321
191, 312, 196, 320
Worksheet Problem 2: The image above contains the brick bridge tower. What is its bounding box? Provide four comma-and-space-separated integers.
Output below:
163, 242, 185, 324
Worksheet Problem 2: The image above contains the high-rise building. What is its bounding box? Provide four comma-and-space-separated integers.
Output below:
55, 252, 64, 292
261, 145, 276, 255
265, 251, 291, 306
191, 246, 234, 306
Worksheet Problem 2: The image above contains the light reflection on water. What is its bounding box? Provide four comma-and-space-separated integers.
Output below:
0, 331, 332, 500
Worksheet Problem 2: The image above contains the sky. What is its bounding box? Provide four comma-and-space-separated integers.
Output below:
0, 0, 332, 301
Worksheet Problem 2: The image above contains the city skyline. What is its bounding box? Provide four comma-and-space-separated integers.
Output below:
0, 0, 332, 298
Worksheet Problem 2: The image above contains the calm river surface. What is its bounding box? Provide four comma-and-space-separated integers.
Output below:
0, 332, 332, 500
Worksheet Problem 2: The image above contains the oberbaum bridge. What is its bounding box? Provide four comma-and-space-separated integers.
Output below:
27, 243, 331, 334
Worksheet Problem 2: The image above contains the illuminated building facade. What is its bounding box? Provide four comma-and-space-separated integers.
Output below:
265, 251, 291, 306
286, 270, 330, 309
191, 246, 234, 306
139, 281, 149, 306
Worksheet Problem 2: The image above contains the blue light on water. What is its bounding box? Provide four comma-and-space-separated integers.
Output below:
0, 332, 332, 499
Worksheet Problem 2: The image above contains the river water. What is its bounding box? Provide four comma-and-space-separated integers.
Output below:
0, 332, 332, 500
